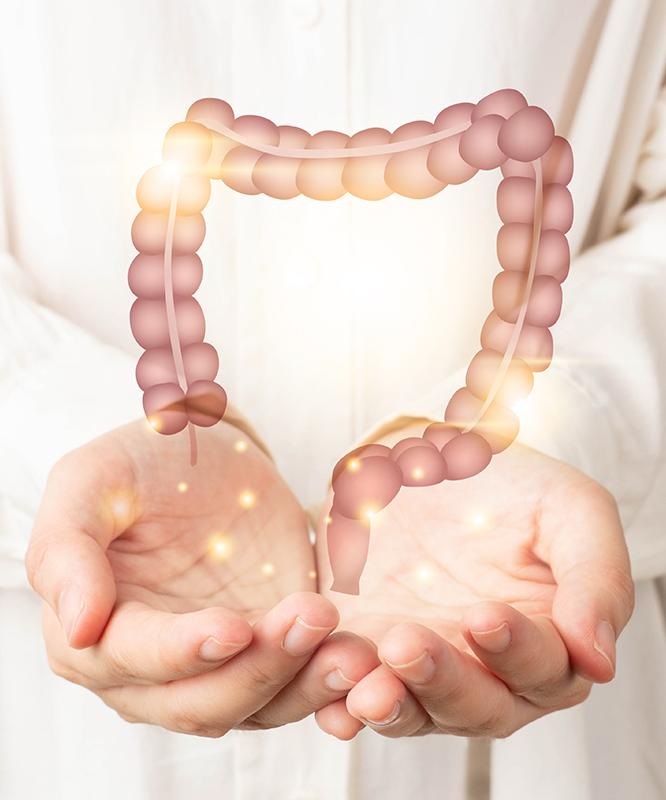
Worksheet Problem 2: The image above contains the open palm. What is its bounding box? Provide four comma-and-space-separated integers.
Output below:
94, 419, 315, 618
28, 420, 383, 737
315, 428, 633, 738
319, 441, 569, 643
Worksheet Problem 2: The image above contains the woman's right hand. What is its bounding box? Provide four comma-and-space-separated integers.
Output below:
25, 419, 377, 737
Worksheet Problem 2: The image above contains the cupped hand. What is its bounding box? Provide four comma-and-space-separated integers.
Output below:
314, 425, 634, 740
26, 419, 378, 736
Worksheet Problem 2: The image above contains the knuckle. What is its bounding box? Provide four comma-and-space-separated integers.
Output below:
167, 707, 226, 738
25, 537, 51, 590
489, 722, 515, 740
434, 667, 468, 707
249, 680, 311, 729
611, 569, 636, 622
475, 697, 511, 738
163, 688, 226, 738
106, 642, 140, 684
46, 652, 80, 684
280, 679, 311, 710
97, 690, 143, 724
115, 708, 141, 725
239, 712, 273, 731
241, 659, 286, 696
515, 659, 569, 700
155, 639, 187, 678
167, 708, 202, 735
558, 682, 592, 710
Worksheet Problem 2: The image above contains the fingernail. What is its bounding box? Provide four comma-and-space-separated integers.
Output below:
58, 584, 86, 644
470, 622, 511, 654
324, 668, 356, 691
282, 616, 333, 656
386, 651, 436, 684
593, 620, 616, 674
362, 701, 401, 727
198, 636, 246, 662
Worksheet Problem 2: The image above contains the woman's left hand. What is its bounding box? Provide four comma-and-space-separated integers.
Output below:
313, 426, 635, 740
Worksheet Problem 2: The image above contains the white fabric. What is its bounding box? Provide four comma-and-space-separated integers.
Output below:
0, 1, 665, 798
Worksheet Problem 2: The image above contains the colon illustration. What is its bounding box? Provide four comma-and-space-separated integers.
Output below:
129, 88, 573, 595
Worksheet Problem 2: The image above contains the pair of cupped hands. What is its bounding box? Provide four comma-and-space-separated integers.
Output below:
26, 417, 634, 740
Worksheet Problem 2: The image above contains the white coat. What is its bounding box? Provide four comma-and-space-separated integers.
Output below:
0, 2, 665, 798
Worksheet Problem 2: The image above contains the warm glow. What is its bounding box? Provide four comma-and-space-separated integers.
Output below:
261, 562, 275, 577
234, 439, 248, 453
362, 505, 378, 520
468, 510, 490, 530
325, 515, 333, 525
412, 467, 424, 480
511, 393, 538, 429
177, 481, 188, 493
208, 532, 233, 562
162, 159, 183, 178
239, 490, 257, 509
511, 397, 529, 418
111, 497, 130, 518
308, 569, 317, 579
147, 415, 161, 432
104, 490, 137, 529
348, 459, 361, 473
413, 562, 435, 585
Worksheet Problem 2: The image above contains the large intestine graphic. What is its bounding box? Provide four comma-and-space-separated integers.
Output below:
129, 88, 573, 594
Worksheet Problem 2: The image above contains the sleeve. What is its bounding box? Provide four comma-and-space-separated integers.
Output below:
0, 249, 270, 593
0, 250, 142, 588
360, 91, 666, 583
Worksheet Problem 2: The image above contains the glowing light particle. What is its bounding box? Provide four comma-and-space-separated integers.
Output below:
261, 562, 275, 577
111, 497, 130, 520
348, 459, 361, 473
239, 490, 256, 509
308, 570, 317, 579
412, 467, 424, 480
177, 481, 188, 493
208, 533, 233, 561
147, 416, 161, 432
325, 515, 333, 525
414, 562, 435, 585
104, 490, 136, 529
468, 510, 490, 530
361, 505, 378, 520
234, 439, 248, 453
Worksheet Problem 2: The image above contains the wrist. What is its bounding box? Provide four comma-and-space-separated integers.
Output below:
358, 415, 436, 449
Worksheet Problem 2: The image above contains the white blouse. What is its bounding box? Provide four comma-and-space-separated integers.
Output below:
0, 1, 665, 798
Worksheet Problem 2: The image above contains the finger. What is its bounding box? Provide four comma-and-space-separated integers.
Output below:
345, 665, 430, 737
42, 601, 253, 688
539, 480, 635, 682
315, 699, 365, 741
249, 631, 380, 727
461, 602, 590, 708
99, 592, 339, 736
378, 623, 538, 738
25, 448, 134, 647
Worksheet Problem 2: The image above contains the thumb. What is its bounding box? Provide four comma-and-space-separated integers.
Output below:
26, 528, 116, 649
545, 484, 635, 683
25, 450, 130, 648
552, 559, 634, 683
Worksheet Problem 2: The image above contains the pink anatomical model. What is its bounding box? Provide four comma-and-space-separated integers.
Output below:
129, 88, 573, 594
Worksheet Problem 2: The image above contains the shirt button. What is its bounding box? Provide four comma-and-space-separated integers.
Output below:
287, 0, 323, 29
